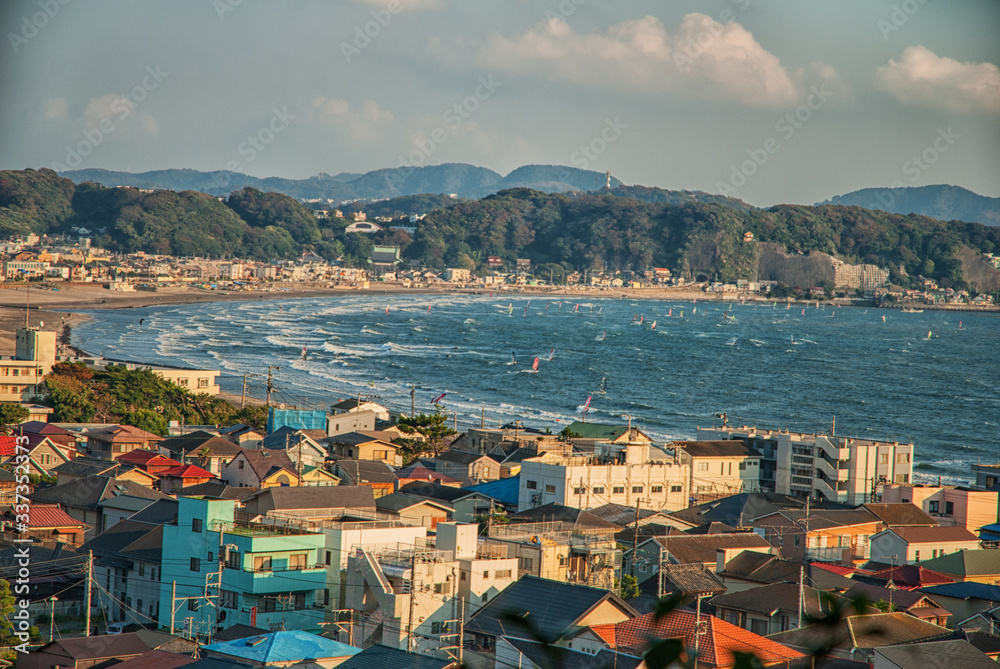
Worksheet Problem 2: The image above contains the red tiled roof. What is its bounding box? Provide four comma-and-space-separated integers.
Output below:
0, 436, 17, 457
6, 503, 83, 528
812, 561, 858, 576
160, 464, 214, 478
116, 450, 179, 466
870, 564, 955, 589
605, 610, 804, 667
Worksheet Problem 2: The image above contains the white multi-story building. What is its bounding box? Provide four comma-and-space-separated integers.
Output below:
696, 425, 914, 505
517, 442, 689, 512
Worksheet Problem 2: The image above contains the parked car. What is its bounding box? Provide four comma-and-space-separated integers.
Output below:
104, 622, 143, 635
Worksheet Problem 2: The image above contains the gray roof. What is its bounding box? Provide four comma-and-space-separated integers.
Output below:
428, 449, 498, 465
655, 563, 727, 597
649, 532, 771, 564
466, 575, 638, 641
50, 456, 119, 478
128, 498, 179, 524
710, 582, 843, 618
375, 492, 452, 514
118, 524, 165, 563
176, 482, 254, 500
397, 481, 491, 504
504, 638, 642, 669
874, 639, 997, 668
672, 440, 758, 458
844, 582, 935, 612
587, 503, 665, 528
159, 430, 233, 455
98, 494, 157, 513
767, 507, 881, 530
334, 644, 453, 669
30, 475, 169, 510
324, 431, 396, 447
720, 551, 856, 590
668, 492, 824, 528
80, 519, 161, 562
509, 503, 620, 529
234, 448, 295, 480
245, 485, 376, 511
334, 459, 397, 484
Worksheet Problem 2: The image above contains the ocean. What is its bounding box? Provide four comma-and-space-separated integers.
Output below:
72, 293, 1000, 485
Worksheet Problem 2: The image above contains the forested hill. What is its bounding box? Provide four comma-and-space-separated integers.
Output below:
820, 185, 1000, 227
2, 168, 999, 291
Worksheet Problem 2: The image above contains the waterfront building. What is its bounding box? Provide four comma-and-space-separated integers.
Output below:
671, 440, 761, 503
697, 425, 914, 505
0, 328, 55, 402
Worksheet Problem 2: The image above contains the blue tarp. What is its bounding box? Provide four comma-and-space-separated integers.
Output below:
267, 408, 327, 433
467, 475, 520, 507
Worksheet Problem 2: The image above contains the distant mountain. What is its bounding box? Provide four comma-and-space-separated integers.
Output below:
58, 163, 626, 204
819, 185, 1000, 226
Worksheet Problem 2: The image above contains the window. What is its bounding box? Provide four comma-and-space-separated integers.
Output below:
895, 473, 909, 483
670, 485, 682, 493
482, 570, 489, 579
151, 568, 156, 581
220, 590, 238, 609
651, 485, 663, 493
592, 486, 605, 495
518, 557, 533, 570
559, 556, 567, 567
495, 570, 511, 578
198, 378, 209, 388
137, 599, 143, 614
613, 486, 625, 495
880, 453, 889, 464
897, 452, 910, 464
697, 462, 708, 471
545, 484, 556, 494
929, 501, 939, 513
289, 554, 307, 570
190, 557, 200, 572
187, 598, 199, 611
460, 572, 466, 580
324, 589, 330, 606
178, 378, 189, 386
945, 501, 954, 515
139, 563, 145, 576
325, 551, 331, 566
254, 556, 272, 572
526, 480, 537, 490
374, 450, 388, 460
739, 462, 746, 470
207, 552, 213, 562
632, 486, 643, 493
238, 460, 244, 469
482, 592, 489, 603
431, 621, 449, 635
573, 486, 585, 495
750, 619, 769, 636
793, 535, 801, 547
915, 550, 920, 562
226, 551, 240, 569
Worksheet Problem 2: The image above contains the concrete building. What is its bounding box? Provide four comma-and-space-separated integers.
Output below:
883, 483, 1000, 532
672, 440, 761, 503
831, 258, 890, 290
869, 526, 981, 564
517, 442, 689, 513
697, 425, 914, 505
344, 523, 517, 655
0, 328, 56, 402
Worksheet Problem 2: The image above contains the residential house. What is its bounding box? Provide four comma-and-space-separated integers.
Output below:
86, 425, 163, 460
299, 466, 339, 486
240, 486, 376, 520
220, 448, 300, 488
752, 507, 884, 564
29, 475, 169, 539
396, 481, 497, 523
854, 564, 955, 590
1, 503, 85, 545
861, 502, 939, 529
17, 420, 80, 451
4, 436, 74, 476
883, 483, 1000, 531
844, 581, 951, 626
157, 464, 216, 494
919, 549, 1000, 584
374, 492, 453, 528
201, 631, 361, 669
869, 526, 981, 564
463, 574, 637, 664
668, 491, 821, 530
115, 450, 182, 477
920, 582, 1000, 623
16, 632, 195, 669
218, 424, 263, 448
716, 550, 856, 594
326, 410, 377, 437
325, 432, 401, 467
100, 650, 195, 669
50, 457, 122, 485
872, 639, 998, 669
97, 494, 160, 531
710, 582, 850, 636
332, 459, 397, 498
698, 425, 914, 504
478, 520, 621, 590
262, 427, 328, 471
509, 502, 623, 530
345, 523, 516, 652
335, 645, 455, 669
517, 445, 689, 512
672, 440, 761, 502
329, 398, 389, 421
496, 638, 641, 669
464, 476, 521, 514
647, 562, 727, 601
159, 432, 243, 476
626, 532, 773, 582
0, 468, 14, 505
157, 497, 328, 636
393, 465, 459, 489
419, 450, 500, 484
769, 612, 950, 663
569, 609, 804, 669
80, 519, 163, 625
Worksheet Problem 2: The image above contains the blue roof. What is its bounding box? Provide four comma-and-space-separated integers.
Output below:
921, 582, 1000, 602
467, 475, 520, 506
204, 631, 361, 663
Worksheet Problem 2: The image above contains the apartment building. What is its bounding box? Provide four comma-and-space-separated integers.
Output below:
0, 328, 56, 402
697, 425, 914, 505
517, 442, 689, 513
883, 483, 1000, 532
672, 440, 761, 503
344, 522, 517, 655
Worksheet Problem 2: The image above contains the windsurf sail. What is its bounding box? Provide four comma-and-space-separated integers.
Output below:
531, 357, 539, 371
668, 308, 672, 316
385, 306, 390, 314
601, 330, 607, 340
523, 306, 528, 316
548, 348, 555, 361
301, 346, 307, 360
427, 305, 432, 313
430, 391, 447, 404
582, 395, 592, 413
639, 316, 644, 324
574, 303, 579, 313
599, 377, 607, 393
651, 320, 657, 330
511, 352, 517, 365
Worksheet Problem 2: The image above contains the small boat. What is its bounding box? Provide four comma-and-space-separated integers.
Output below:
531, 357, 539, 372
901, 307, 924, 313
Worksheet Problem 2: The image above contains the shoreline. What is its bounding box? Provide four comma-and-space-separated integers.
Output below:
0, 281, 994, 358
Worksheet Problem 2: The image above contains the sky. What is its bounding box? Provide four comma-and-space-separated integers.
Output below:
1, 0, 998, 207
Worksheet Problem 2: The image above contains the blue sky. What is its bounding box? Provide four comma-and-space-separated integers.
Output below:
1, 0, 998, 206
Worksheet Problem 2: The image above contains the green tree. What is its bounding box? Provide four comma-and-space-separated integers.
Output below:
619, 574, 641, 599
396, 412, 457, 456
0, 403, 29, 433
0, 578, 15, 645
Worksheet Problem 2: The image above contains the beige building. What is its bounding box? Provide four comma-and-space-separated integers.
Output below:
883, 483, 1000, 532
870, 526, 982, 564
0, 328, 56, 402
672, 440, 761, 503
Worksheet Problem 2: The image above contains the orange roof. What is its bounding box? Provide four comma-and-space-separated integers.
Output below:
116, 450, 180, 466
160, 464, 214, 478
588, 624, 617, 647
5, 503, 83, 529
0, 435, 17, 457
605, 610, 804, 667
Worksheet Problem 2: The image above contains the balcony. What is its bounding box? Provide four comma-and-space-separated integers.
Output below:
807, 545, 869, 564
815, 456, 849, 482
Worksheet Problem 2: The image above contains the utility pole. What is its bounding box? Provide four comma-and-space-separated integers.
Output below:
408, 551, 418, 653
693, 595, 706, 669
266, 366, 280, 407
170, 581, 176, 634
631, 500, 641, 577
48, 596, 58, 642
241, 374, 248, 408
85, 551, 92, 636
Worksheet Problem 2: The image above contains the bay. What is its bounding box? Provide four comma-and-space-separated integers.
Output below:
72, 294, 1000, 485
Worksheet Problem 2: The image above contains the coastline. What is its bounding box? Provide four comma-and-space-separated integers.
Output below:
0, 281, 994, 357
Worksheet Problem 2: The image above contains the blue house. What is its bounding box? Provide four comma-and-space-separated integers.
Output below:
158, 497, 328, 638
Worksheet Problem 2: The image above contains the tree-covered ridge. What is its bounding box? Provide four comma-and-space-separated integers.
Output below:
0, 168, 75, 236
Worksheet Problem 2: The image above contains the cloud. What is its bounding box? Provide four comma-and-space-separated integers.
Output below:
42, 98, 67, 121
468, 14, 830, 108
81, 94, 159, 135
874, 45, 1000, 114
307, 97, 394, 142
